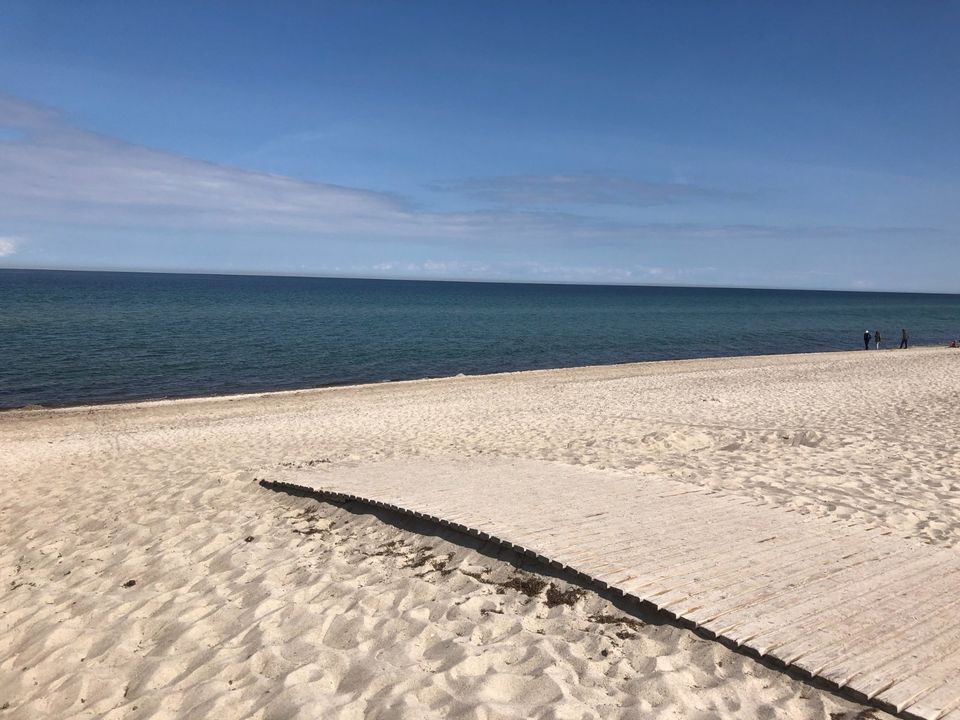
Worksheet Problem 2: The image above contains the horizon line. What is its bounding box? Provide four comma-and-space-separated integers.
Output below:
1, 264, 957, 297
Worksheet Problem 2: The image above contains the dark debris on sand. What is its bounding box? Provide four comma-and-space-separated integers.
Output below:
545, 584, 587, 607
588, 612, 646, 639
498, 575, 548, 598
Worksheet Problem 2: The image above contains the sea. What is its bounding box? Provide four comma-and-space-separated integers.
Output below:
2, 269, 958, 409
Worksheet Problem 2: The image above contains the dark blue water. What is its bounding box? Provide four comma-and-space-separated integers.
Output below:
2, 269, 958, 409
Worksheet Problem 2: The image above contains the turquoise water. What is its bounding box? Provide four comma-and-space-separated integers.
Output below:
1, 269, 958, 409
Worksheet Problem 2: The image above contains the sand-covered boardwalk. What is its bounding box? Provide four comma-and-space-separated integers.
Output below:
2, 347, 958, 719
270, 458, 960, 719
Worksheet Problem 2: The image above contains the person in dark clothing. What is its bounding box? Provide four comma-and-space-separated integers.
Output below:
864, 330, 871, 350
875, 329, 882, 350
900, 328, 909, 349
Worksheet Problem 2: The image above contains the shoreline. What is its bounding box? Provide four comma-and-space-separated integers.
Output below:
2, 344, 944, 414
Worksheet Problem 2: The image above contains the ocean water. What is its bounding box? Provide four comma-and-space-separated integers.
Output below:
2, 269, 958, 409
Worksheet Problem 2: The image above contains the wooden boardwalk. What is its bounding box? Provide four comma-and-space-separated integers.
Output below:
267, 459, 960, 720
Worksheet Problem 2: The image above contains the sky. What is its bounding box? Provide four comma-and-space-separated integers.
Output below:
0, 1, 958, 292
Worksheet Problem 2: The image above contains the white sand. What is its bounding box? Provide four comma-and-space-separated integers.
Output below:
5, 347, 956, 719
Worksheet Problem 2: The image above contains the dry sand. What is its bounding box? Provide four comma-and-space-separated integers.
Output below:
3, 347, 957, 719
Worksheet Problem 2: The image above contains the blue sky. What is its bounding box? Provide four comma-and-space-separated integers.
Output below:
0, 1, 957, 291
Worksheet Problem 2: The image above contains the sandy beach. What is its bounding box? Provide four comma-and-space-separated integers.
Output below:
3, 348, 957, 719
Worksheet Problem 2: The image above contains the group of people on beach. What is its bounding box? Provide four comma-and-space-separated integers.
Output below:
863, 328, 908, 350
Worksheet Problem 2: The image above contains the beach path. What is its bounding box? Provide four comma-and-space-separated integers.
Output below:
269, 458, 960, 720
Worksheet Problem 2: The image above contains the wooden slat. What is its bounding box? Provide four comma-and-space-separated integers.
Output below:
684, 540, 913, 630
272, 459, 960, 720
727, 553, 953, 655
797, 563, 960, 676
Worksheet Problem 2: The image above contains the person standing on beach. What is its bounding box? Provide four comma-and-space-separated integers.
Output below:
875, 329, 882, 350
864, 330, 871, 350
900, 328, 909, 349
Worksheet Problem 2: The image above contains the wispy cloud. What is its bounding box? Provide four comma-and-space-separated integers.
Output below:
429, 174, 744, 207
508, 261, 718, 284
370, 259, 494, 277
0, 95, 944, 257
0, 236, 18, 257
340, 259, 717, 284
0, 96, 413, 235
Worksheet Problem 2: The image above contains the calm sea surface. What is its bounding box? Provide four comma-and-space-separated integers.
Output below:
2, 269, 958, 409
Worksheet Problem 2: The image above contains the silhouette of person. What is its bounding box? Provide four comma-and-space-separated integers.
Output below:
875, 329, 882, 350
864, 330, 871, 350
900, 328, 909, 349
